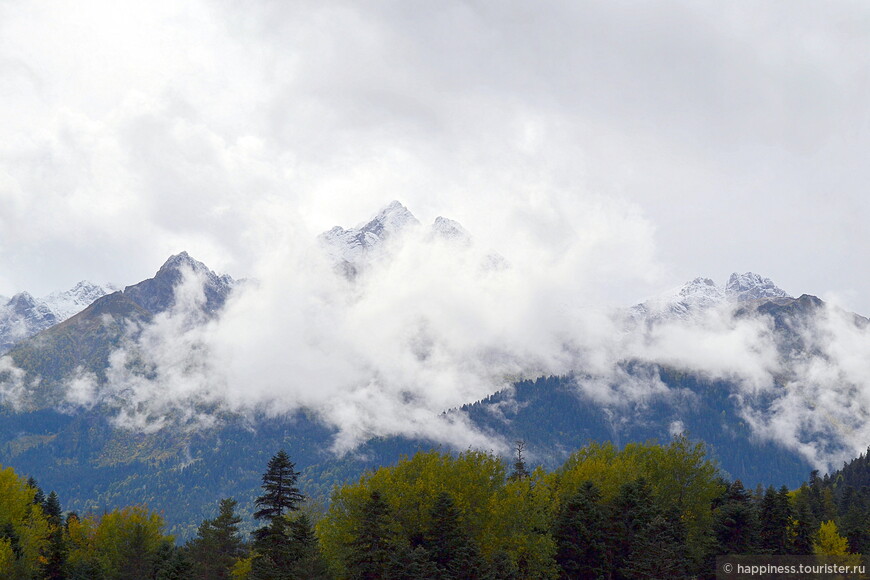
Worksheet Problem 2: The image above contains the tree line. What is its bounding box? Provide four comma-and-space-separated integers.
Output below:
0, 437, 866, 579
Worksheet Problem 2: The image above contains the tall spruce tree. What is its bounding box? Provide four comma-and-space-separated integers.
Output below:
250, 450, 311, 580
254, 450, 304, 522
553, 481, 607, 580
713, 480, 760, 555
423, 491, 485, 579
620, 508, 691, 579
42, 491, 67, 580
758, 486, 792, 555
188, 498, 246, 580
508, 440, 530, 481
346, 490, 397, 580
608, 478, 658, 578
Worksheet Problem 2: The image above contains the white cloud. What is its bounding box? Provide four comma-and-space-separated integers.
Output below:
0, 1, 868, 467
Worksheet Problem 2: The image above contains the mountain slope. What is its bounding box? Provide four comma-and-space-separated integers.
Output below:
631, 272, 791, 322
0, 281, 118, 354
5, 252, 234, 405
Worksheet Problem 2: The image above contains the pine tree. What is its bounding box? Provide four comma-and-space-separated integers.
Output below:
284, 514, 331, 580
423, 491, 485, 579
608, 478, 658, 577
508, 440, 530, 481
792, 489, 817, 555
553, 481, 607, 580
713, 480, 760, 555
758, 485, 792, 555
188, 498, 246, 580
27, 476, 45, 506
254, 450, 304, 522
346, 490, 397, 580
250, 450, 319, 580
42, 491, 67, 580
621, 508, 691, 579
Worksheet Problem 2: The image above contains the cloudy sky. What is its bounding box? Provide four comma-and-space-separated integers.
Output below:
1, 0, 869, 312
3, 1, 870, 468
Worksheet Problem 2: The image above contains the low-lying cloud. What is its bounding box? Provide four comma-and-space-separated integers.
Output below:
3, 204, 853, 474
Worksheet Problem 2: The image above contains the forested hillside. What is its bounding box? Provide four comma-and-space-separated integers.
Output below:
2, 438, 867, 579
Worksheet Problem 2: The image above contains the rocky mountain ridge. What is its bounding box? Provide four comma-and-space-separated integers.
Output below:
0, 281, 118, 354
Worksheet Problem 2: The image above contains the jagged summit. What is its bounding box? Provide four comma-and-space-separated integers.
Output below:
43, 280, 119, 321
156, 251, 213, 277
725, 272, 790, 302
361, 200, 419, 237
319, 201, 421, 265
124, 252, 235, 315
430, 216, 471, 243
633, 272, 791, 321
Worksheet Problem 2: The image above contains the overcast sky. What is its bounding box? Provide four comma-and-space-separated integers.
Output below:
1, 1, 869, 312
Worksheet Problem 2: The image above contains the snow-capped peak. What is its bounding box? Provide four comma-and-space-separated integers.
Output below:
42, 280, 120, 322
319, 200, 421, 264
725, 272, 790, 302
632, 272, 790, 322
0, 280, 118, 353
429, 216, 471, 243
157, 251, 214, 277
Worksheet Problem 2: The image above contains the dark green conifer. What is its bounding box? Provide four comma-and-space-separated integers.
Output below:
254, 450, 304, 522
713, 480, 760, 555
41, 491, 67, 580
553, 481, 607, 580
758, 485, 792, 554
346, 490, 396, 580
188, 498, 246, 580
608, 478, 658, 576
423, 491, 485, 579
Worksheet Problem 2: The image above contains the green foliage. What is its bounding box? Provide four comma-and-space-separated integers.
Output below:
0, 465, 50, 579
254, 450, 304, 522
66, 505, 174, 580
188, 497, 247, 580
344, 490, 400, 580
423, 491, 486, 579
553, 481, 607, 580
758, 485, 792, 555
713, 480, 760, 555
555, 435, 721, 564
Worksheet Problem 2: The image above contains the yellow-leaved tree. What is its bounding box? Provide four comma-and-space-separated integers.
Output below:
0, 465, 50, 579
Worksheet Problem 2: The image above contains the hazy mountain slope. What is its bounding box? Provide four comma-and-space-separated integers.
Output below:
0, 282, 117, 354
4, 252, 234, 404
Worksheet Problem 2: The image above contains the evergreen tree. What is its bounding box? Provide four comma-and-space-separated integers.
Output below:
250, 518, 294, 580
423, 491, 485, 579
758, 485, 792, 555
484, 550, 519, 580
254, 450, 304, 522
713, 480, 760, 555
508, 440, 530, 481
553, 481, 607, 580
346, 490, 397, 580
42, 491, 67, 580
792, 487, 817, 555
840, 500, 870, 554
608, 478, 658, 577
154, 542, 192, 580
620, 508, 691, 579
284, 514, 331, 579
27, 476, 45, 507
188, 498, 246, 580
250, 450, 311, 579
402, 546, 440, 580
115, 522, 159, 580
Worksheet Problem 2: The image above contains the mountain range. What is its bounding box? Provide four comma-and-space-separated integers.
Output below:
0, 281, 118, 354
0, 201, 863, 538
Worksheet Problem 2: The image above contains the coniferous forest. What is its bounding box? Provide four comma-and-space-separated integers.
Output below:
1, 436, 869, 579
